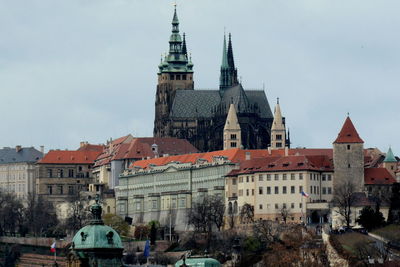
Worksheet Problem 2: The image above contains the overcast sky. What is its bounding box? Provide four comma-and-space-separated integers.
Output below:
1, 0, 399, 155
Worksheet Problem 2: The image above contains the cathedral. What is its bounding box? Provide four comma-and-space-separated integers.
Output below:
153, 7, 289, 152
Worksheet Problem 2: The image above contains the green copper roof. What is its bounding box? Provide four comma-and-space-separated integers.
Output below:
384, 147, 397, 163
175, 258, 221, 267
71, 195, 123, 250
221, 34, 228, 68
158, 6, 193, 74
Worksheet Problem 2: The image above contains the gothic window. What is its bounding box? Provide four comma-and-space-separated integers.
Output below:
276, 134, 282, 140
231, 142, 237, 148
276, 142, 282, 148
231, 134, 237, 140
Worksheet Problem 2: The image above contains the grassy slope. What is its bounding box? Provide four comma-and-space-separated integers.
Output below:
371, 224, 400, 242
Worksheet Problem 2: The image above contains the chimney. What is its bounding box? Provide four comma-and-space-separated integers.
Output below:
40, 146, 44, 155
80, 142, 86, 148
268, 146, 272, 155
16, 145, 22, 152
285, 146, 289, 156
245, 152, 251, 161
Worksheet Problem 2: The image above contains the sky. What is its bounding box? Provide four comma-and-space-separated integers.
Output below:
1, 0, 399, 154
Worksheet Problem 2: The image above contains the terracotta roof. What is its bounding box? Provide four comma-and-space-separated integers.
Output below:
364, 168, 396, 185
77, 144, 104, 152
227, 154, 333, 176
334, 117, 364, 144
39, 150, 101, 164
131, 149, 270, 169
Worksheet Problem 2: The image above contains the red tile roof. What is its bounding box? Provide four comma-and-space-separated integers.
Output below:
364, 168, 396, 185
39, 150, 101, 164
334, 117, 364, 144
227, 154, 333, 176
131, 148, 270, 169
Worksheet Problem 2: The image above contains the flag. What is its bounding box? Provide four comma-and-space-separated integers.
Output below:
143, 240, 150, 258
50, 242, 56, 253
301, 191, 309, 197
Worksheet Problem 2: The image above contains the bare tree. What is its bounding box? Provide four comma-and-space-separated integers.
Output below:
333, 181, 356, 228
64, 194, 90, 233
279, 207, 292, 224
239, 203, 254, 224
0, 190, 23, 236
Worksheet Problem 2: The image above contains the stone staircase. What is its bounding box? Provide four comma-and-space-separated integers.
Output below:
16, 253, 67, 267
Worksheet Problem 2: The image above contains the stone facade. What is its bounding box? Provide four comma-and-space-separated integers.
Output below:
0, 146, 43, 199
116, 157, 235, 231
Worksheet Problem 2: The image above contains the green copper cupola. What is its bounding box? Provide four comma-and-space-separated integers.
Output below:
384, 147, 397, 163
159, 5, 193, 74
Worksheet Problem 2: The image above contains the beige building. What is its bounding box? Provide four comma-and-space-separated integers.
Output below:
0, 146, 43, 199
35, 143, 102, 218
226, 154, 334, 224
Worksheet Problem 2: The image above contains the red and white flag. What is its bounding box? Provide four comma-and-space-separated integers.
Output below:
50, 242, 56, 253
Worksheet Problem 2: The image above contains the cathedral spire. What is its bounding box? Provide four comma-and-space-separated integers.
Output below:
224, 104, 241, 150
182, 33, 187, 56
270, 98, 286, 149
219, 33, 238, 92
172, 4, 179, 33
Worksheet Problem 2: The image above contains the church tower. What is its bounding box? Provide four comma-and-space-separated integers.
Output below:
270, 99, 286, 149
383, 147, 397, 177
333, 116, 365, 192
219, 33, 238, 93
223, 104, 241, 150
154, 6, 194, 137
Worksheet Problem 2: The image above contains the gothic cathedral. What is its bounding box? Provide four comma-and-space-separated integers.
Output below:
154, 7, 289, 152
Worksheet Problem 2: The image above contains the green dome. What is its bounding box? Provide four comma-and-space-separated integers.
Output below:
72, 224, 123, 250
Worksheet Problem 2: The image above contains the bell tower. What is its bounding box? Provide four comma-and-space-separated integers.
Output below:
154, 6, 194, 137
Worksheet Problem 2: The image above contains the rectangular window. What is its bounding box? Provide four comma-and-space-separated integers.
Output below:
239, 189, 243, 196
274, 174, 279, 181
152, 200, 157, 209
47, 185, 52, 195
310, 186, 313, 194
182, 74, 187, 80
291, 203, 295, 209
310, 173, 313, 180
291, 173, 295, 180
259, 187, 263, 194
252, 189, 254, 196
58, 169, 63, 178
291, 186, 295, 194
48, 169, 53, 178
322, 187, 327, 194
259, 204, 263, 210
275, 203, 279, 209
299, 173, 303, 180
283, 203, 287, 209
276, 142, 282, 148
231, 134, 237, 140
58, 185, 63, 195
299, 203, 302, 208
328, 187, 332, 194
246, 176, 249, 183
327, 174, 332, 181
322, 174, 326, 181
251, 176, 254, 182
176, 74, 181, 80
283, 174, 287, 180
267, 187, 271, 194
231, 142, 237, 148
246, 189, 249, 196
267, 174, 271, 181
283, 186, 287, 194
232, 178, 237, 185
276, 134, 282, 140
299, 186, 303, 193
275, 186, 279, 194
170, 74, 174, 80
68, 186, 74, 195
239, 177, 243, 183
259, 175, 263, 181
68, 169, 74, 178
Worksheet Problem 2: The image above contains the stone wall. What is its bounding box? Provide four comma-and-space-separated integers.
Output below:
321, 231, 349, 267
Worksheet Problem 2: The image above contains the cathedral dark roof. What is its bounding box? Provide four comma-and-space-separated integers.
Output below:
170, 90, 221, 118
170, 85, 273, 119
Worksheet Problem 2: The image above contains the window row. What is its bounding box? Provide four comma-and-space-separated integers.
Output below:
239, 185, 304, 196
258, 202, 303, 210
